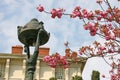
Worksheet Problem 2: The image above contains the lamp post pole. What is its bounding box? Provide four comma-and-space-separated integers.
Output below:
17, 18, 50, 80
26, 29, 42, 80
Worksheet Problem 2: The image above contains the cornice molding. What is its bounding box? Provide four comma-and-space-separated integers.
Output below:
0, 53, 88, 62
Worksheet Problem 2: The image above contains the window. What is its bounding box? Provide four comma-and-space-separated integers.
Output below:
55, 67, 64, 79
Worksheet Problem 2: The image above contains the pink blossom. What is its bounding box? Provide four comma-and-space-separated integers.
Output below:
108, 49, 114, 53
108, 15, 113, 22
51, 9, 57, 18
100, 11, 108, 18
111, 75, 117, 80
102, 74, 105, 78
62, 60, 68, 65
97, 50, 102, 55
71, 11, 81, 18
56, 8, 63, 18
43, 55, 50, 62
110, 33, 116, 40
99, 46, 106, 50
88, 23, 98, 36
79, 51, 83, 55
97, 16, 102, 20
83, 22, 98, 36
83, 24, 89, 30
87, 11, 94, 20
105, 36, 111, 40
71, 6, 81, 18
51, 8, 63, 18
43, 53, 69, 68
108, 24, 113, 30
90, 27, 98, 36
82, 9, 88, 15
37, 5, 44, 12
105, 32, 116, 40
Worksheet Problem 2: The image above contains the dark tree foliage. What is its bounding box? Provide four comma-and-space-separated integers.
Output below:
49, 77, 57, 80
72, 75, 83, 80
91, 70, 100, 80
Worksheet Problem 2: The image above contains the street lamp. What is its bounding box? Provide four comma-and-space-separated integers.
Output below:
17, 18, 50, 80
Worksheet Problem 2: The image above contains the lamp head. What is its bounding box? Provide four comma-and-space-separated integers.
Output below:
17, 18, 50, 46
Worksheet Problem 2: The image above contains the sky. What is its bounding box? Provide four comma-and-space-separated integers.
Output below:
0, 0, 119, 80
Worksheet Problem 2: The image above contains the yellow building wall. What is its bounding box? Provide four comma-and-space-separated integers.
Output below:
0, 54, 86, 80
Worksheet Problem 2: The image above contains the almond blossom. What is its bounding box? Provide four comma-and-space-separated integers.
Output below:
43, 53, 69, 69
37, 0, 120, 79
37, 4, 44, 12
50, 8, 64, 18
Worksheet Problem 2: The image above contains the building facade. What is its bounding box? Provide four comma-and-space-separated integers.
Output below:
0, 46, 87, 80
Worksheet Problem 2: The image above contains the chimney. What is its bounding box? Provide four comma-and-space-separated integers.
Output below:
71, 51, 77, 59
39, 47, 50, 56
12, 45, 23, 54
65, 49, 71, 58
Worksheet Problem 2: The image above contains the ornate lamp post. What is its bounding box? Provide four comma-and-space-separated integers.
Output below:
17, 18, 50, 80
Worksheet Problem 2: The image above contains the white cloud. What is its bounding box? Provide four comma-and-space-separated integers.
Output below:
0, 0, 118, 54
4, 0, 17, 4
0, 13, 4, 21
42, 33, 59, 54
